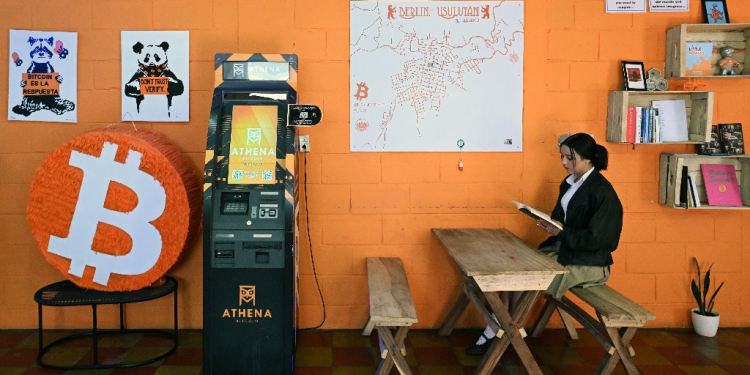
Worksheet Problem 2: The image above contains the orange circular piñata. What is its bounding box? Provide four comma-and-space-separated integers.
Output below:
27, 128, 201, 291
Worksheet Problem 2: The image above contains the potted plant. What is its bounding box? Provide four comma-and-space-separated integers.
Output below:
691, 257, 724, 337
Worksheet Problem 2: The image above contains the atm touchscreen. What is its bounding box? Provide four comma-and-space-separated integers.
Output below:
227, 105, 278, 185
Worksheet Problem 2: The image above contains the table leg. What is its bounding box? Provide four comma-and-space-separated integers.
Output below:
92, 305, 99, 366
377, 326, 412, 375
438, 291, 470, 337
37, 304, 43, 362
477, 290, 543, 375
595, 326, 639, 375
174, 284, 179, 347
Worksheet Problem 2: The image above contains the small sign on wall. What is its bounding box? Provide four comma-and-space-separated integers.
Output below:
606, 0, 646, 13
650, 0, 689, 12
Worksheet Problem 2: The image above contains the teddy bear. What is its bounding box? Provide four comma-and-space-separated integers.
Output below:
719, 46, 744, 75
124, 42, 184, 117
11, 36, 75, 117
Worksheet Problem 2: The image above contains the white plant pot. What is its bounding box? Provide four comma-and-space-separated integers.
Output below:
691, 308, 720, 337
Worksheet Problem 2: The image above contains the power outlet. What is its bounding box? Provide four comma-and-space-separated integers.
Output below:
298, 135, 310, 153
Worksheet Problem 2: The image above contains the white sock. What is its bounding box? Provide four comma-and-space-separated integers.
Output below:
475, 314, 498, 345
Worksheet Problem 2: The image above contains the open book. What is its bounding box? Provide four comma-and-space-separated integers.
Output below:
511, 200, 563, 230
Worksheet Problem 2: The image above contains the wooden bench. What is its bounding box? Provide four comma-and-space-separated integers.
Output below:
530, 285, 656, 375
361, 257, 418, 375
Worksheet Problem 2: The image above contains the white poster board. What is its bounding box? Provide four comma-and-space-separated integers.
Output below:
8, 30, 77, 123
121, 31, 189, 122
650, 0, 689, 12
350, 1, 524, 152
606, 0, 647, 13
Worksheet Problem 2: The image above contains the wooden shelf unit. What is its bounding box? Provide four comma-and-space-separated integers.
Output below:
665, 23, 750, 79
606, 91, 713, 144
659, 153, 750, 209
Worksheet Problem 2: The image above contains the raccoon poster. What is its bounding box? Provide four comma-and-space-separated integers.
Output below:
8, 30, 77, 123
121, 31, 189, 122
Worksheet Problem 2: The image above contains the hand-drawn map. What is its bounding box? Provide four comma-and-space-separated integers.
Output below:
350, 1, 524, 152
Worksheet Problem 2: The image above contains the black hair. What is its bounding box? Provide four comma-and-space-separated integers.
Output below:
560, 133, 608, 171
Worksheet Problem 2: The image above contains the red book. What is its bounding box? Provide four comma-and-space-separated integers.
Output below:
626, 106, 636, 143
700, 164, 743, 206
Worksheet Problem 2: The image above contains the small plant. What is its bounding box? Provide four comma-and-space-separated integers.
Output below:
691, 257, 724, 316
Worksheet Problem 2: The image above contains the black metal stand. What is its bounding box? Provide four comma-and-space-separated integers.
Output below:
34, 276, 179, 370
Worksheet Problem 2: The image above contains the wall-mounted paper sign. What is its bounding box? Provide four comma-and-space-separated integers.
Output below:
121, 31, 189, 122
8, 30, 78, 122
606, 0, 646, 12
650, 0, 688, 12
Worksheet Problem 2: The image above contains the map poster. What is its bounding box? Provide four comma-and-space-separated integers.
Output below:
350, 1, 524, 152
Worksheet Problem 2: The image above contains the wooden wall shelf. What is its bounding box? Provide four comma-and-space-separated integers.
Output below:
665, 23, 750, 79
659, 153, 750, 209
606, 91, 713, 144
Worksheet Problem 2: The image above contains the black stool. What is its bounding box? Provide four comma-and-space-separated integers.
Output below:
34, 276, 178, 370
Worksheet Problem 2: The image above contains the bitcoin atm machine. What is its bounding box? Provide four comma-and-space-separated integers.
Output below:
202, 54, 320, 375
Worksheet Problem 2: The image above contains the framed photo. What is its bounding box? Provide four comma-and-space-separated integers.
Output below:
702, 0, 729, 24
621, 61, 647, 91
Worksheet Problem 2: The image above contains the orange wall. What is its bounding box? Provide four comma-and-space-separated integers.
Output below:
2, 0, 750, 330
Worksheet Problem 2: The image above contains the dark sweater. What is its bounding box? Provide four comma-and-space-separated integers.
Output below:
539, 169, 623, 267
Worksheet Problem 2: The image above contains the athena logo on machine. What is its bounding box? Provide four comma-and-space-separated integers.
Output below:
240, 285, 256, 306
233, 63, 244, 77
223, 285, 272, 322
47, 142, 166, 286
246, 128, 261, 145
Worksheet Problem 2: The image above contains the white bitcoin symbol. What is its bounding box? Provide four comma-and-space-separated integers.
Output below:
47, 142, 167, 286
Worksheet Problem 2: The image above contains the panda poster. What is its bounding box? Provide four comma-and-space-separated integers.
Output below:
121, 31, 189, 122
8, 30, 77, 123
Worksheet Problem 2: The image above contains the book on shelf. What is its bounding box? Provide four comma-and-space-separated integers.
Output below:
511, 200, 562, 230
700, 164, 743, 207
685, 42, 714, 76
652, 100, 689, 142
635, 106, 643, 143
679, 166, 689, 207
699, 125, 723, 155
653, 108, 661, 143
688, 172, 701, 207
718, 123, 744, 155
686, 177, 695, 207
626, 106, 636, 143
641, 107, 651, 143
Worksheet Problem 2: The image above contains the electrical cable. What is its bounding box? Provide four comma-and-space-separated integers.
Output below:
299, 152, 326, 331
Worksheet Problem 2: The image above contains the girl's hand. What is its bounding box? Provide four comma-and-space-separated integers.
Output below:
537, 219, 562, 236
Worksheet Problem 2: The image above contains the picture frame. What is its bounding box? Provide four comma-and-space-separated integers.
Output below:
621, 61, 647, 91
702, 0, 729, 24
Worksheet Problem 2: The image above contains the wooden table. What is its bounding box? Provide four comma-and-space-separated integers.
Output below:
433, 228, 568, 375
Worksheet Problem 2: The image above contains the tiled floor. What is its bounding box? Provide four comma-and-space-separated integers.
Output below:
2, 328, 750, 374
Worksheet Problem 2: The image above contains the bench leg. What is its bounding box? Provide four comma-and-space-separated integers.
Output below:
376, 326, 412, 375
362, 316, 375, 336
594, 326, 639, 375
438, 291, 470, 337
530, 297, 555, 337
558, 307, 579, 340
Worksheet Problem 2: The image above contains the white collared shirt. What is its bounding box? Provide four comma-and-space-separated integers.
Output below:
561, 167, 595, 222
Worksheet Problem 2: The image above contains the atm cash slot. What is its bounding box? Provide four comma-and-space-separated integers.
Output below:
211, 232, 285, 269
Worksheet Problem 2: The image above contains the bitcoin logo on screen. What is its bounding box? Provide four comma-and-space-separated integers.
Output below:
27, 129, 201, 291
47, 142, 166, 286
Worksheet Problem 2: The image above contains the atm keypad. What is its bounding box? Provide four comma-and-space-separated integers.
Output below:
223, 202, 248, 214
